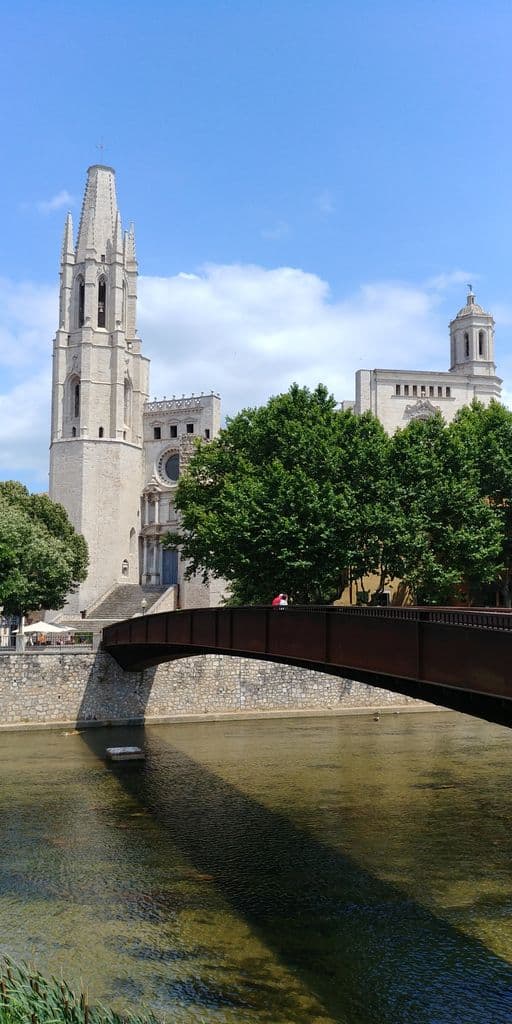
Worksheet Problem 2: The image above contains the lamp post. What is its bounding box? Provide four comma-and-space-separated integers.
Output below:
141, 598, 148, 616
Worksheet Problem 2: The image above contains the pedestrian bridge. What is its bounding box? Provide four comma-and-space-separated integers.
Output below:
102, 605, 512, 728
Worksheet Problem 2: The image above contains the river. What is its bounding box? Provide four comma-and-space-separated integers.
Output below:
0, 710, 511, 1023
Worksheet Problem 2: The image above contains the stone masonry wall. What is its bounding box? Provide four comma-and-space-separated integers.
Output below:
0, 650, 429, 730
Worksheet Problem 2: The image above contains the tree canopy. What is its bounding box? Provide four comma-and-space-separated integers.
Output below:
449, 400, 512, 603
389, 414, 503, 604
0, 482, 88, 615
164, 386, 509, 606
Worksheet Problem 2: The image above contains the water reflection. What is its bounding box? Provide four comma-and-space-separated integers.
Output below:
0, 713, 511, 1022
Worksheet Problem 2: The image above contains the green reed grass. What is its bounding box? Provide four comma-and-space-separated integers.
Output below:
0, 958, 159, 1024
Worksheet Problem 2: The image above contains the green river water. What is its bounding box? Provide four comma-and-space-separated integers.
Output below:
0, 710, 511, 1023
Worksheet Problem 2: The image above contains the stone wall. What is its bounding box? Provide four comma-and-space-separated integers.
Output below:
0, 649, 430, 730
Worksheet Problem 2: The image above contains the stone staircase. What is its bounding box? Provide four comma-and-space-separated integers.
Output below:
54, 585, 169, 639
86, 584, 166, 622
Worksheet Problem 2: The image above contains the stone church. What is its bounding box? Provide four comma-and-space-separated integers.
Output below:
49, 164, 223, 618
342, 287, 502, 431
49, 165, 503, 619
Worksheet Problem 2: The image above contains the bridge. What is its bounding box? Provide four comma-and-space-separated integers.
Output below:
102, 605, 512, 728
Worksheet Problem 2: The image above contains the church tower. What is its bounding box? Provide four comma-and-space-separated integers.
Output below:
449, 286, 496, 377
49, 165, 150, 614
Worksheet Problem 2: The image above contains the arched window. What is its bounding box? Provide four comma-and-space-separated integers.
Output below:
77, 277, 85, 327
124, 377, 132, 427
68, 374, 80, 421
479, 330, 485, 357
98, 276, 106, 328
464, 332, 469, 358
122, 280, 127, 329
129, 527, 136, 556
98, 427, 104, 438
72, 426, 76, 437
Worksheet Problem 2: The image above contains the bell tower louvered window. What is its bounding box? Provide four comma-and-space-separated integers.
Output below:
98, 277, 106, 328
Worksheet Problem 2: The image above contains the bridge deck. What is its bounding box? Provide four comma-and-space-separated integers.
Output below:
103, 606, 512, 728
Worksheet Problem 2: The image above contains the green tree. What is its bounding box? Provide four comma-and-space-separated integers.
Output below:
0, 482, 88, 616
449, 400, 512, 604
165, 384, 372, 604
389, 414, 503, 604
336, 410, 409, 599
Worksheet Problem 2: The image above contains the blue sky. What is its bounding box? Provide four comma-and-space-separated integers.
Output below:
2, 0, 512, 490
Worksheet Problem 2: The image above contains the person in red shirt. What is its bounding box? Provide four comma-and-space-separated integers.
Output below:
271, 593, 288, 606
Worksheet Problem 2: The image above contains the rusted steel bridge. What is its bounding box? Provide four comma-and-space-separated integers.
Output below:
102, 605, 512, 727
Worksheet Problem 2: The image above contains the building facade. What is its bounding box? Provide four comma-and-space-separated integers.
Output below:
343, 288, 502, 433
49, 165, 222, 615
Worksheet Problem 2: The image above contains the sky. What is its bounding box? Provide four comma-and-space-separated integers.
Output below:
2, 0, 512, 491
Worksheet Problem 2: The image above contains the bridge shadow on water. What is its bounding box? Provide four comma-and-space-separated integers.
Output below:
78, 722, 512, 1024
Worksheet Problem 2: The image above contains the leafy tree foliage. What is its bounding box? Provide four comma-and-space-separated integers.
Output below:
389, 414, 503, 604
0, 482, 88, 615
450, 400, 512, 603
164, 384, 508, 607
166, 384, 370, 604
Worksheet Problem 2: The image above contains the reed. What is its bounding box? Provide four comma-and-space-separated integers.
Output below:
0, 958, 159, 1024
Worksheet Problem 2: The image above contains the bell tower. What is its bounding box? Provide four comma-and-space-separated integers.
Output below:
449, 286, 496, 377
49, 165, 150, 614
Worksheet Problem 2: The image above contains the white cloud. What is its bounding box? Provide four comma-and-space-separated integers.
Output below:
37, 190, 74, 214
0, 279, 57, 369
426, 270, 476, 292
138, 264, 454, 419
1, 262, 508, 489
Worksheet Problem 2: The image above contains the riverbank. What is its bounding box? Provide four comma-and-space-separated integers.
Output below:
0, 649, 432, 731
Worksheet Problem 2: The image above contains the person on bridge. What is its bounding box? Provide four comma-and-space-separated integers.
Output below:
272, 593, 288, 606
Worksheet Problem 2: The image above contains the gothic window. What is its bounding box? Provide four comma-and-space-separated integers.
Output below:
464, 332, 469, 358
98, 427, 104, 438
69, 375, 80, 420
153, 426, 161, 440
77, 277, 85, 327
186, 422, 194, 434
204, 428, 210, 439
479, 330, 485, 356
122, 280, 127, 329
170, 424, 177, 438
98, 276, 106, 328
72, 427, 76, 437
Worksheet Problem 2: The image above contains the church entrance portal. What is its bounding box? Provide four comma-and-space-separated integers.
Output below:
162, 549, 178, 586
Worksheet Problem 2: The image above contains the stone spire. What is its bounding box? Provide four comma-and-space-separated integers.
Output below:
61, 212, 74, 263
124, 223, 137, 266
76, 165, 118, 261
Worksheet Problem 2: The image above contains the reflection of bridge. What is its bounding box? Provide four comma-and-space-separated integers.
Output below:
103, 606, 512, 728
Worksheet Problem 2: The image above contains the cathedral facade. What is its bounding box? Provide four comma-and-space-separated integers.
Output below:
342, 288, 502, 431
49, 164, 222, 615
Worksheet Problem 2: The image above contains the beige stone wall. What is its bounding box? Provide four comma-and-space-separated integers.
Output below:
0, 651, 429, 729
354, 367, 502, 435
50, 439, 144, 613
